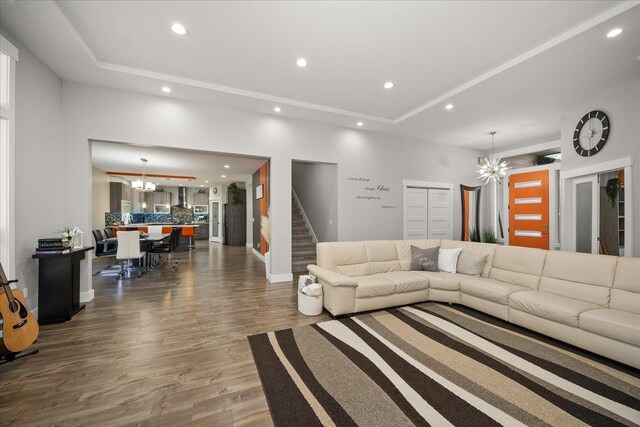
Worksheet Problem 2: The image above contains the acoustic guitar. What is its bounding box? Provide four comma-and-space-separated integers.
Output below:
0, 264, 39, 353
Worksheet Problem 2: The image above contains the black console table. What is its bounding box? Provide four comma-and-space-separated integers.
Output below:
32, 246, 94, 324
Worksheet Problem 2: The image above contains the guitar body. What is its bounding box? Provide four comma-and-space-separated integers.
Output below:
0, 288, 39, 353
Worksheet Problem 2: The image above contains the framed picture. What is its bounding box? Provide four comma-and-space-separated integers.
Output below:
256, 184, 264, 200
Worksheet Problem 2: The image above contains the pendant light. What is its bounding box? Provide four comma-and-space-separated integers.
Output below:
477, 131, 509, 184
132, 158, 156, 192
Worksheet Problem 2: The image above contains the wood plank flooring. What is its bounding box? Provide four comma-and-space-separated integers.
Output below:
0, 243, 330, 426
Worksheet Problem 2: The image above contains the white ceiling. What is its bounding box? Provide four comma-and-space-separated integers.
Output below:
1, 1, 639, 149
91, 141, 267, 187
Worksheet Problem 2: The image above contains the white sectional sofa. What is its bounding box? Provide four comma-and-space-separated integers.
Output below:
307, 239, 640, 369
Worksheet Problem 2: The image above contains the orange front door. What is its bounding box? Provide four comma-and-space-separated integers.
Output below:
509, 170, 549, 250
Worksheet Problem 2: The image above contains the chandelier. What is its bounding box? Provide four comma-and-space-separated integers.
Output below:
132, 158, 156, 192
477, 131, 509, 184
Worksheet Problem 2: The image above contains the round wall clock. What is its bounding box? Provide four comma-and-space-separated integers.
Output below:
573, 110, 610, 157
212, 187, 218, 194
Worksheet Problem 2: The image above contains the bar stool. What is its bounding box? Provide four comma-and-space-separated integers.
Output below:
182, 226, 196, 251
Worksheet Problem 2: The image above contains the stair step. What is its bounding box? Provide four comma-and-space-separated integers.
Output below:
292, 235, 312, 243
292, 260, 312, 273
292, 251, 316, 261
292, 226, 309, 234
292, 242, 316, 250
292, 219, 306, 227
292, 214, 303, 221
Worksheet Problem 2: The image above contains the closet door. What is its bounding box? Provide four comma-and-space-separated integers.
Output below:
404, 187, 428, 239
427, 189, 451, 239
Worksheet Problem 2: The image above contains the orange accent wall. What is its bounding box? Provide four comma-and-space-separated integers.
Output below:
259, 161, 270, 255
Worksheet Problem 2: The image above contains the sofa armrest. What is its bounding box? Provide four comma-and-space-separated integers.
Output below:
307, 265, 358, 287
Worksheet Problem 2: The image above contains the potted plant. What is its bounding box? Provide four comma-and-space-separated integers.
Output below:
481, 228, 497, 244
469, 228, 480, 242
227, 182, 244, 205
606, 177, 622, 208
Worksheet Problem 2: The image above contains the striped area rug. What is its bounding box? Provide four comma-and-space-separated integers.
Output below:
248, 302, 640, 427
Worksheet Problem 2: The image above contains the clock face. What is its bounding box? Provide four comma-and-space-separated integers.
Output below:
573, 110, 610, 157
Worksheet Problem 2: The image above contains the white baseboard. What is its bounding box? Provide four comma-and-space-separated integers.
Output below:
252, 248, 265, 262
80, 289, 95, 303
269, 273, 293, 283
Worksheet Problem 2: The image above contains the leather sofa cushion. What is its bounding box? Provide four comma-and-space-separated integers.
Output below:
510, 291, 599, 327
441, 240, 496, 278
317, 241, 368, 275
461, 277, 529, 305
353, 275, 395, 298
543, 250, 617, 287
337, 263, 371, 277
378, 271, 429, 293
538, 277, 610, 307
416, 271, 463, 291
364, 241, 402, 274
489, 245, 546, 289
610, 257, 640, 314
580, 309, 640, 347
394, 239, 441, 270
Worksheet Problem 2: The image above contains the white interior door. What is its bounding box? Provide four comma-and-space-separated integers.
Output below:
404, 187, 428, 239
210, 199, 221, 242
428, 188, 452, 239
572, 175, 599, 253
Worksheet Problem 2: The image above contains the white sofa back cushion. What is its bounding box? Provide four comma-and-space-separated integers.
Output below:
364, 241, 402, 274
317, 241, 371, 276
441, 240, 496, 277
489, 245, 546, 289
539, 251, 617, 306
610, 257, 640, 314
394, 240, 441, 270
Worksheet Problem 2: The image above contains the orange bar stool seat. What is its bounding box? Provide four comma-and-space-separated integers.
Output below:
181, 226, 196, 251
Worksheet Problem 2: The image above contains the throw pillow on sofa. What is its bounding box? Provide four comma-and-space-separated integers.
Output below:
456, 250, 488, 276
410, 245, 440, 271
438, 247, 463, 273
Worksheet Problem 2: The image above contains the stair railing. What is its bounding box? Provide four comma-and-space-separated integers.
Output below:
292, 187, 319, 244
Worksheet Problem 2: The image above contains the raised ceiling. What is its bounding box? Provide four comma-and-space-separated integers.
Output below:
91, 141, 267, 188
1, 1, 639, 149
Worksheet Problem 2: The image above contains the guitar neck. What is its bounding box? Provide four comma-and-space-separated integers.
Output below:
0, 264, 16, 305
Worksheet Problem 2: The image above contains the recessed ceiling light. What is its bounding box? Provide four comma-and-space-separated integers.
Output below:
383, 81, 394, 89
200, 185, 204, 187
221, 174, 226, 178
171, 23, 187, 35
296, 58, 308, 68
607, 28, 622, 38
356, 121, 364, 127
224, 164, 230, 168
161, 86, 172, 93
445, 104, 454, 110
274, 106, 282, 113
204, 180, 209, 183
179, 184, 183, 187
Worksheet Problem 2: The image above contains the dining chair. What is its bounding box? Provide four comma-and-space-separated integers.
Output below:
92, 230, 117, 257
148, 225, 163, 235
149, 228, 180, 270
116, 231, 146, 279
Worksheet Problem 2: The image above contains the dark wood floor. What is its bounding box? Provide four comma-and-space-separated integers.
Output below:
0, 243, 330, 426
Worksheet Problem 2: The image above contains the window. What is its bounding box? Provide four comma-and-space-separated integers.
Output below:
0, 36, 18, 277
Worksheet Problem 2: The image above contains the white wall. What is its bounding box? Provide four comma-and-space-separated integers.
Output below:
64, 88, 485, 288
560, 78, 640, 255
91, 167, 109, 232
1, 29, 64, 312
61, 82, 483, 292
292, 161, 338, 242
